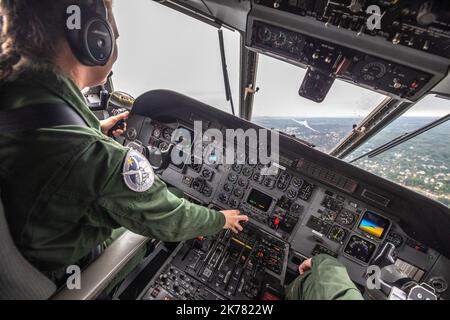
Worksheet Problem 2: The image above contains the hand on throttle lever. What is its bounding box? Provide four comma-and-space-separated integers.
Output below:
222, 210, 249, 234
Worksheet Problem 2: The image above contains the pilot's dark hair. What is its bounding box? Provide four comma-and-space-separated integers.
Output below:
0, 0, 113, 82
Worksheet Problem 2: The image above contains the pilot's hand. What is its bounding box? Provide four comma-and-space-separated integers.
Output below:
221, 210, 249, 234
100, 111, 129, 137
298, 258, 312, 275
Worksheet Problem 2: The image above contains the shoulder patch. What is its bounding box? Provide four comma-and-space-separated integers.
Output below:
122, 149, 155, 192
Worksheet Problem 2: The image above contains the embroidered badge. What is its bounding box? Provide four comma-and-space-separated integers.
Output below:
123, 149, 155, 192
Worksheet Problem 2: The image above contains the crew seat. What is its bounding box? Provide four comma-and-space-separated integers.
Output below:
0, 188, 57, 300
0, 188, 150, 300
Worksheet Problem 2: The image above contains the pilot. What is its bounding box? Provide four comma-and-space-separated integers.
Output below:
0, 0, 247, 288
286, 254, 364, 300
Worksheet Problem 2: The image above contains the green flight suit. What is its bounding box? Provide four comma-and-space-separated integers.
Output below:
0, 67, 225, 284
285, 254, 364, 300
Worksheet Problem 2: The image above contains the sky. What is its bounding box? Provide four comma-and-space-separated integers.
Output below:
112, 0, 449, 119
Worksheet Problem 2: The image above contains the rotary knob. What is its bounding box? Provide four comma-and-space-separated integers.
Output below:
160, 274, 168, 283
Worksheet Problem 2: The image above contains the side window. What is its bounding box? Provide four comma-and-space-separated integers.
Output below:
112, 0, 240, 114
349, 95, 450, 207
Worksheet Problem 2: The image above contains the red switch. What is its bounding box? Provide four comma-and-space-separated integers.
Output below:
274, 217, 280, 226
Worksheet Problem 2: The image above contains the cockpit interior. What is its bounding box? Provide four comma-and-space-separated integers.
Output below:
1, 0, 449, 301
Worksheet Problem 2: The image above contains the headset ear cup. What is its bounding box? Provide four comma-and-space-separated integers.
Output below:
83, 18, 114, 66
65, 1, 114, 66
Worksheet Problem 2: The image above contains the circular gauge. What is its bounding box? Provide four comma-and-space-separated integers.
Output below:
159, 141, 170, 152
242, 166, 253, 177
263, 177, 275, 189
386, 232, 404, 248
328, 225, 348, 244
289, 34, 303, 45
291, 177, 303, 188
257, 26, 272, 43
228, 173, 238, 183
191, 164, 202, 173
238, 178, 249, 188
336, 210, 356, 226
320, 209, 337, 222
344, 235, 376, 263
223, 183, 234, 193
286, 188, 298, 199
288, 34, 303, 55
361, 62, 387, 81
162, 127, 173, 140
233, 188, 244, 198
274, 31, 288, 48
152, 128, 161, 138
232, 164, 243, 173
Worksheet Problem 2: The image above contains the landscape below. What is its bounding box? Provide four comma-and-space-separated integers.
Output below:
254, 117, 450, 207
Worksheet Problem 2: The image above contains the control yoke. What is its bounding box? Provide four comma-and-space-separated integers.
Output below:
372, 242, 396, 269
366, 242, 438, 300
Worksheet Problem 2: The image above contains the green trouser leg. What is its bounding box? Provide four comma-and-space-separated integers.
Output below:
285, 254, 364, 300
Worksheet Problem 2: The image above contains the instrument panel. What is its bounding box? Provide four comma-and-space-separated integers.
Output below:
250, 20, 432, 102
245, 0, 450, 102
255, 0, 450, 58
123, 90, 450, 300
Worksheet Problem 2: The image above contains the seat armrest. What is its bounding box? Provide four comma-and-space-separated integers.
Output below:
52, 231, 150, 300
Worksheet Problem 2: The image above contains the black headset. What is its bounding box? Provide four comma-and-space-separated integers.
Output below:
66, 0, 115, 66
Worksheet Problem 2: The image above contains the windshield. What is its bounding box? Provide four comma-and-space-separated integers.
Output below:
252, 55, 387, 153
113, 1, 448, 207
348, 95, 450, 207
113, 0, 240, 114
